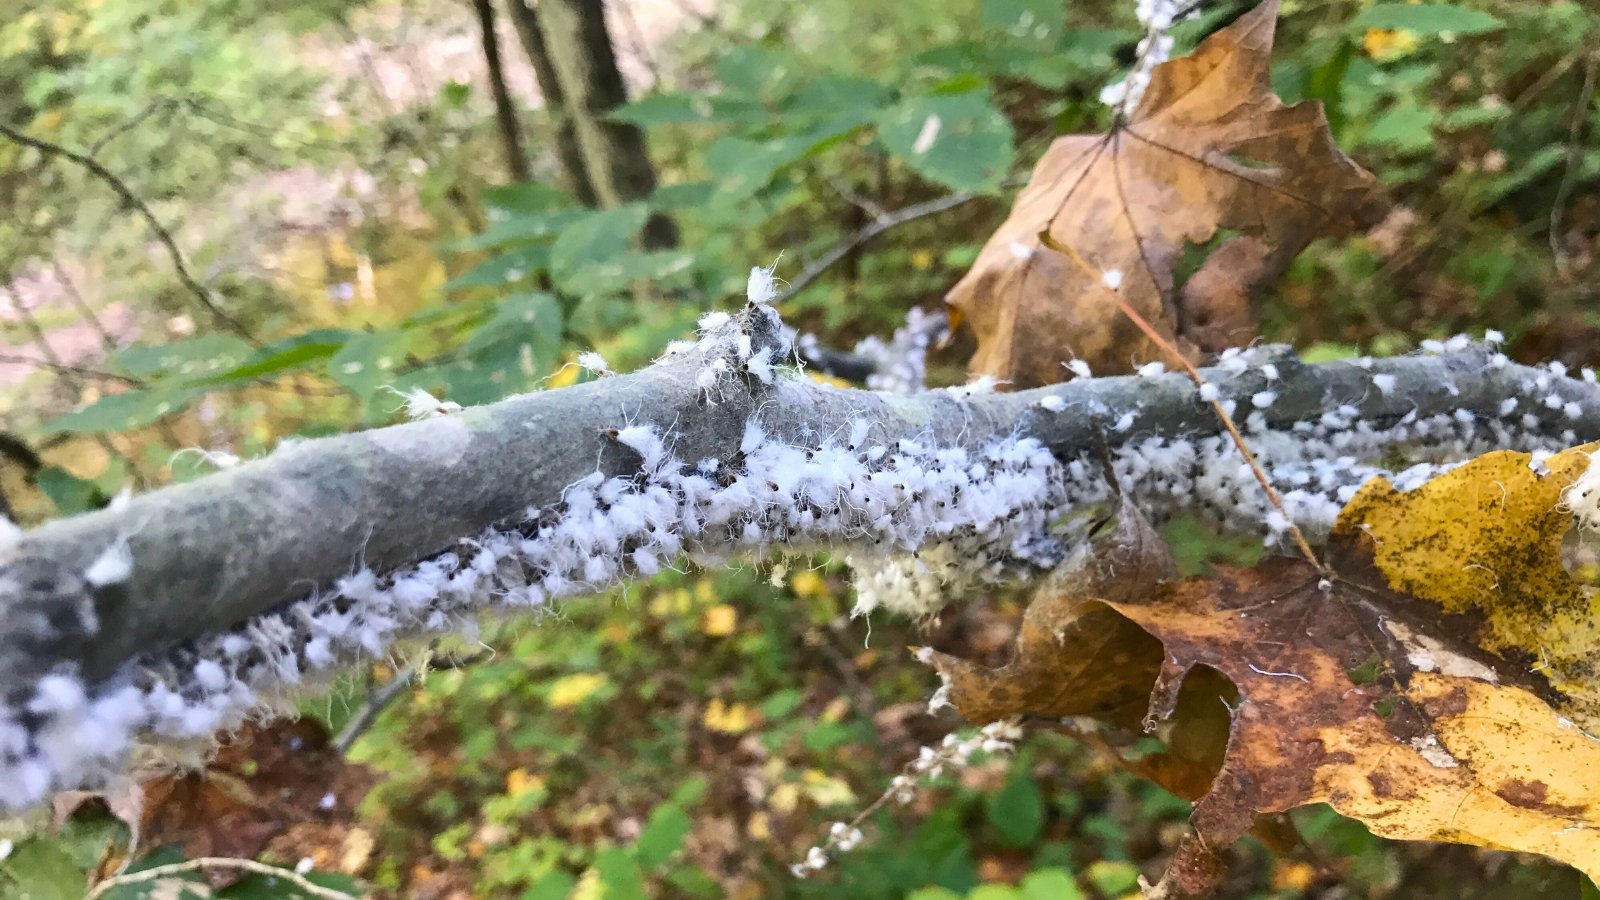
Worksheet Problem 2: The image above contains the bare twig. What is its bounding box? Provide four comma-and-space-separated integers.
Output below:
1, 289, 148, 486
0, 122, 256, 342
1549, 52, 1599, 270
333, 645, 493, 752
775, 192, 983, 303
817, 168, 889, 221
333, 661, 422, 753
0, 353, 144, 386
88, 98, 182, 156
48, 261, 121, 357
84, 856, 359, 900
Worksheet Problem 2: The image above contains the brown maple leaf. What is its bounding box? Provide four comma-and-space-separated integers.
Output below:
946, 0, 1375, 388
928, 445, 1600, 894
137, 718, 374, 886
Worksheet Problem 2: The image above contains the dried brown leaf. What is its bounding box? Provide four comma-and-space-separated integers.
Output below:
946, 0, 1375, 387
138, 718, 373, 885
930, 449, 1600, 889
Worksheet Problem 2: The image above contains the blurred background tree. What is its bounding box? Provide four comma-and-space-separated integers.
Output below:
2, 0, 1597, 896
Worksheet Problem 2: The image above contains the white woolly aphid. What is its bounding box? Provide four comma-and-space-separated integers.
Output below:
3, 311, 1592, 812
578, 351, 613, 377
390, 386, 462, 420
747, 262, 782, 304
853, 307, 946, 394
1563, 449, 1600, 532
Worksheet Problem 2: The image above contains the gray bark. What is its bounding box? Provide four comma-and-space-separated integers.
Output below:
2, 316, 1593, 690
503, 0, 599, 205
531, 0, 678, 248
473, 0, 534, 183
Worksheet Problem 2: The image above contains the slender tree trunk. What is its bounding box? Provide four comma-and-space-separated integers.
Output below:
503, 0, 599, 206
472, 0, 533, 183
518, 0, 678, 248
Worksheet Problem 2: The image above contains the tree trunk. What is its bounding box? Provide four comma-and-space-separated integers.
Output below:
503, 0, 598, 205
471, 0, 533, 183
518, 0, 678, 248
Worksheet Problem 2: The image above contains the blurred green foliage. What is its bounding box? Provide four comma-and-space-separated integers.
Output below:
4, 0, 1600, 896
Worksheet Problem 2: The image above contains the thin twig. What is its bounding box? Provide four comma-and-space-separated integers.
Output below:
0, 353, 144, 386
88, 98, 181, 156
1549, 52, 1598, 270
84, 856, 359, 900
48, 260, 121, 357
333, 661, 422, 753
817, 167, 889, 221
1035, 230, 1325, 571
333, 646, 492, 752
775, 192, 982, 303
0, 121, 256, 342
1, 290, 148, 486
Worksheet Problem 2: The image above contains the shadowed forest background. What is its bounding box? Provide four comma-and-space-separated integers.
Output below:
2, 0, 1599, 897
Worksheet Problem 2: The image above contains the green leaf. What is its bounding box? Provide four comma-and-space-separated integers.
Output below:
591, 847, 647, 900
986, 775, 1045, 846
522, 871, 577, 900
1019, 869, 1084, 900
634, 805, 691, 870
465, 293, 563, 356
1350, 3, 1503, 35
758, 688, 804, 719
610, 91, 705, 125
42, 385, 198, 435
549, 204, 651, 283
562, 250, 697, 296
981, 0, 1067, 46
704, 114, 874, 200
483, 182, 574, 217
203, 330, 351, 384
328, 328, 411, 397
781, 73, 894, 118
114, 333, 254, 380
0, 839, 84, 900
1360, 97, 1436, 153
715, 46, 801, 103
876, 90, 1015, 193
447, 209, 587, 252
649, 181, 717, 211
443, 245, 551, 292
426, 292, 563, 404
1083, 860, 1141, 896
36, 466, 108, 515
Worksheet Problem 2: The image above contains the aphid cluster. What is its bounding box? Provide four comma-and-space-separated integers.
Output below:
847, 306, 947, 394
1, 308, 1592, 811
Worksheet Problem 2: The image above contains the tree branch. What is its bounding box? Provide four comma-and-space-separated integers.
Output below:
0, 307, 1593, 807
0, 122, 257, 342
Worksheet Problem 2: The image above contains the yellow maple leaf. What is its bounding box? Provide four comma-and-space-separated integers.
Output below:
703, 699, 759, 734
702, 604, 738, 637
547, 672, 609, 709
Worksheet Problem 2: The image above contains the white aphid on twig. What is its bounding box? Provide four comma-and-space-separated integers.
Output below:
577, 351, 613, 377
386, 386, 462, 420
84, 538, 133, 588
747, 259, 784, 304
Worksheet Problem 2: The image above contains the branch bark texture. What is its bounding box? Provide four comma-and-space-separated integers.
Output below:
3, 317, 1593, 690
2, 307, 1597, 812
